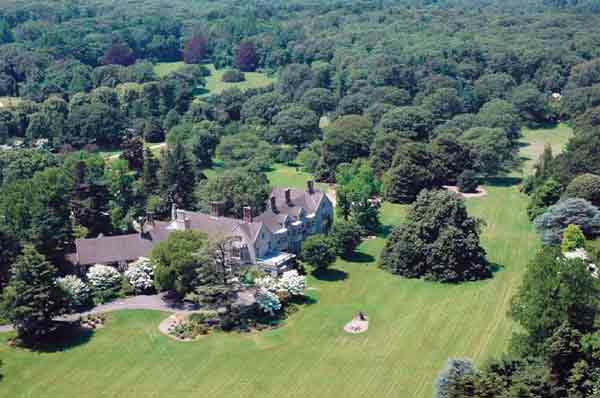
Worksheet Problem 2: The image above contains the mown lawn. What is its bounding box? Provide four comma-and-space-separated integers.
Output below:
204, 163, 328, 192
0, 125, 572, 398
154, 62, 275, 95
520, 122, 573, 174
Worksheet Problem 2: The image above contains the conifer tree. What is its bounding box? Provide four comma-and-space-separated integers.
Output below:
160, 142, 196, 209
2, 246, 67, 344
142, 147, 160, 196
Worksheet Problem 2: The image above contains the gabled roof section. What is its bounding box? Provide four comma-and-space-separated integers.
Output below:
75, 233, 155, 266
255, 211, 289, 234
270, 187, 326, 216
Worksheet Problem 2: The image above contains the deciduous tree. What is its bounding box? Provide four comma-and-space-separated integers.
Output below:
182, 35, 208, 64
235, 41, 258, 72
151, 231, 212, 296
380, 190, 490, 282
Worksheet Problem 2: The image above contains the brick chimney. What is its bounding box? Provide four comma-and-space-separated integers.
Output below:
285, 188, 292, 205
270, 196, 277, 211
243, 206, 253, 223
307, 180, 315, 195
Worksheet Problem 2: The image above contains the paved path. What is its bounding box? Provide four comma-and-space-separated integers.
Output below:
0, 293, 199, 333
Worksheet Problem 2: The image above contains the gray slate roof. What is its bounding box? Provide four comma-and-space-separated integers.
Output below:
69, 186, 327, 266
255, 187, 326, 233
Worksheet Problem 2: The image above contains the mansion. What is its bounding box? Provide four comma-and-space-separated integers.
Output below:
68, 181, 334, 274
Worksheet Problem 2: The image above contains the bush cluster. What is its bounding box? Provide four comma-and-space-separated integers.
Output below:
221, 69, 246, 83
87, 264, 122, 302
56, 275, 92, 311
124, 257, 154, 293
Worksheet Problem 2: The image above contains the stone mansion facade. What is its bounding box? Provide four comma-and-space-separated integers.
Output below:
68, 181, 334, 274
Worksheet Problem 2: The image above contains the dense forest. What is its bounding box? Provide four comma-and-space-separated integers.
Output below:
1, 0, 600, 396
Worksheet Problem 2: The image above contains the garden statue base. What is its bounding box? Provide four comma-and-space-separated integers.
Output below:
344, 312, 369, 334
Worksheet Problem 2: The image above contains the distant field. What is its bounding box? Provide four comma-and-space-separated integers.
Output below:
204, 163, 328, 192
0, 126, 568, 398
154, 62, 276, 95
0, 96, 22, 109
520, 122, 573, 174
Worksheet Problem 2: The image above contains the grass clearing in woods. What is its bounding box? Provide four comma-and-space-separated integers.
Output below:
154, 62, 275, 96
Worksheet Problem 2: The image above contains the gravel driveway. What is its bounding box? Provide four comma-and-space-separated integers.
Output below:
0, 293, 199, 333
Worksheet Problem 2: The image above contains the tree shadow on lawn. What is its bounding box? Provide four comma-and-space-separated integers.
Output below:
489, 262, 505, 275
291, 295, 318, 306
28, 322, 95, 353
484, 176, 523, 187
342, 251, 375, 264
378, 224, 394, 238
311, 268, 348, 282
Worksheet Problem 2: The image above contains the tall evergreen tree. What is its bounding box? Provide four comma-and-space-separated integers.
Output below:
192, 128, 218, 170
0, 227, 21, 291
160, 143, 196, 209
2, 246, 67, 344
142, 147, 160, 195
70, 160, 112, 238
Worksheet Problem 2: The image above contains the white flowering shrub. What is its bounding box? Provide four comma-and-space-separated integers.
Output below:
125, 257, 154, 293
256, 288, 282, 315
57, 275, 91, 309
87, 264, 121, 292
279, 270, 306, 296
563, 249, 599, 278
564, 248, 589, 261
254, 275, 283, 293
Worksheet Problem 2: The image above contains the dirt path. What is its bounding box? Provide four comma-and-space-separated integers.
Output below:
0, 293, 199, 333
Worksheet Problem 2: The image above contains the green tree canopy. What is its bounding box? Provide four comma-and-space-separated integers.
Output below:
301, 234, 337, 270
2, 245, 67, 344
510, 246, 599, 356
380, 189, 490, 282
316, 115, 373, 182
195, 168, 270, 219
151, 230, 212, 296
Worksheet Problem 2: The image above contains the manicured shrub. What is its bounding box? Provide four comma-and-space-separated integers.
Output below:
56, 275, 92, 310
124, 257, 154, 294
256, 288, 282, 315
534, 198, 600, 245
561, 224, 586, 253
188, 310, 220, 326
255, 271, 306, 297
254, 275, 282, 293
221, 69, 245, 83
434, 358, 476, 398
279, 270, 306, 296
301, 235, 337, 269
456, 169, 479, 193
86, 264, 121, 293
564, 173, 600, 206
